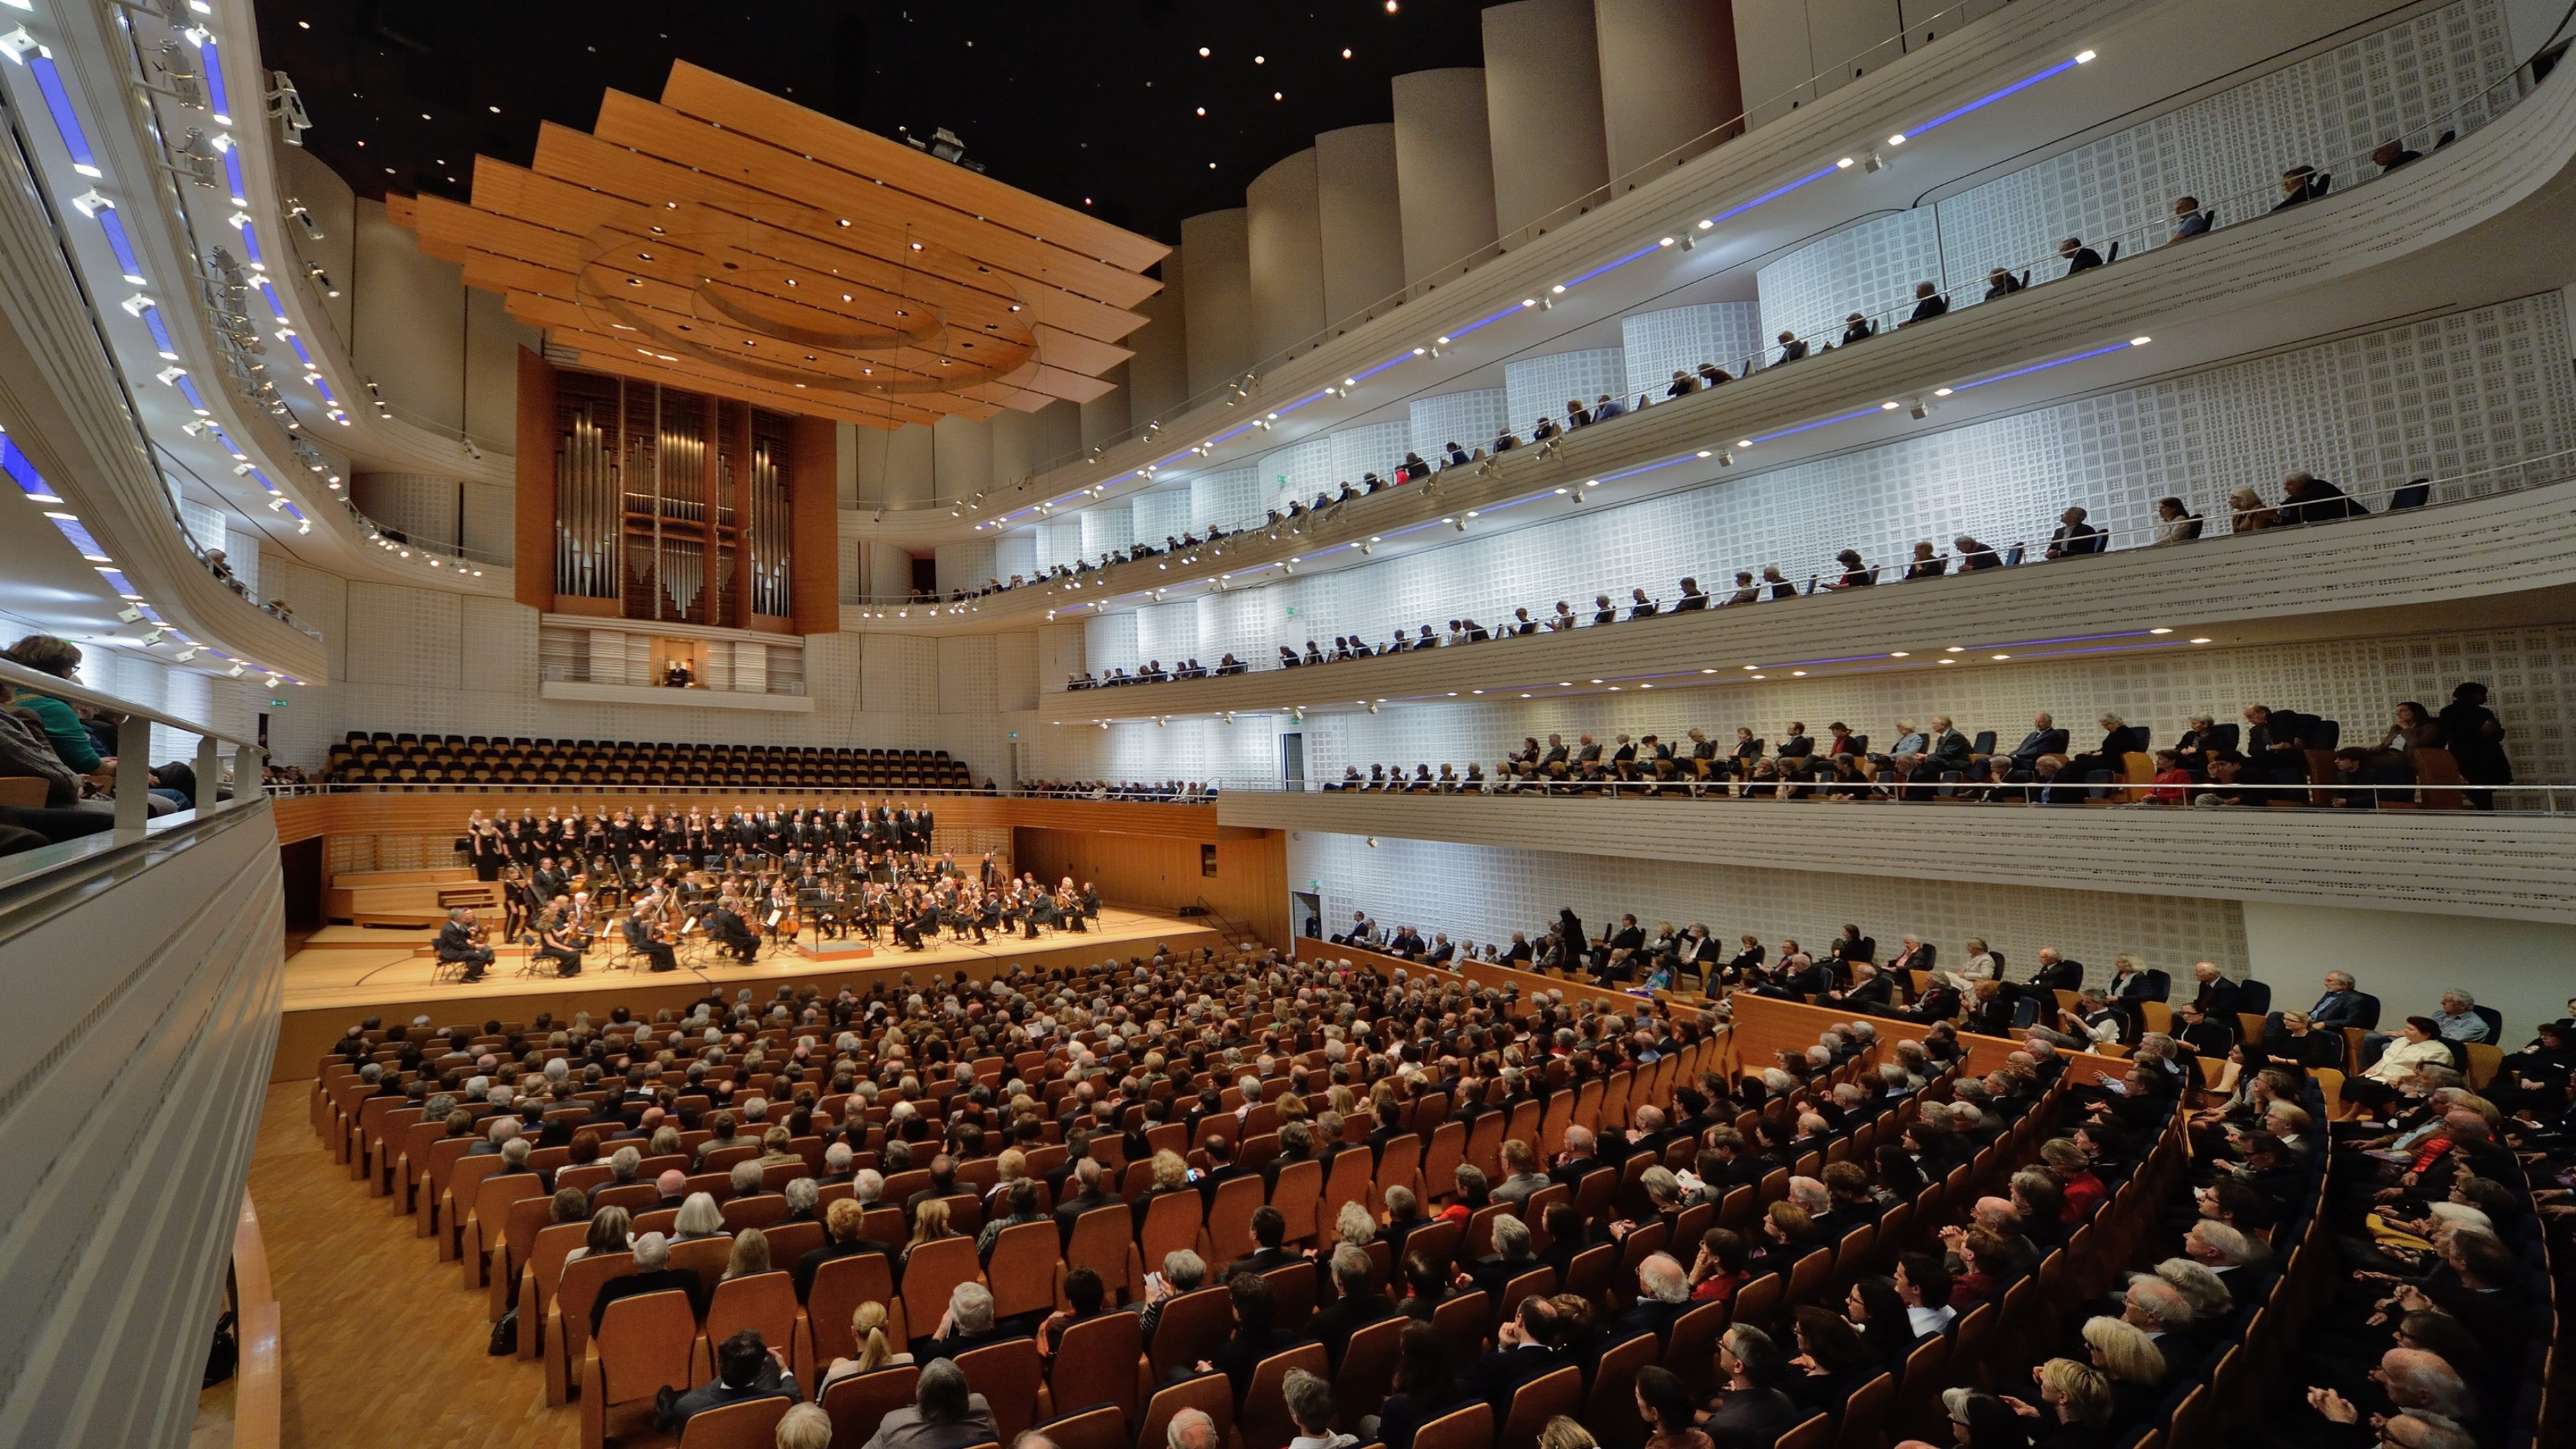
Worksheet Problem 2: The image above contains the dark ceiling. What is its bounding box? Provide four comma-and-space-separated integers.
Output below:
253, 1, 1497, 245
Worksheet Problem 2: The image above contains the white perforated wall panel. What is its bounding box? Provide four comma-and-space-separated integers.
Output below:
996, 631, 1040, 712
994, 530, 1038, 585
1040, 622, 1087, 689
859, 635, 941, 716
1075, 299, 2574, 678
1504, 348, 1629, 437
1250, 619, 2576, 790
1283, 830, 2251, 980
1623, 303, 1768, 398
1412, 389, 1509, 461
1193, 468, 1263, 533
1756, 208, 1942, 352
1080, 506, 1135, 559
343, 581, 462, 688
1130, 488, 1193, 548
936, 538, 998, 595
1260, 435, 1336, 512
938, 635, 998, 715
1330, 420, 1417, 484
1935, 0, 2516, 297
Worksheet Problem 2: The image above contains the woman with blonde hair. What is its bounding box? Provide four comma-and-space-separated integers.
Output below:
1536, 1417, 1597, 1449
817, 1299, 912, 1391
759, 1124, 799, 1165
900, 1198, 957, 1272
2080, 1316, 2165, 1428
566, 1205, 630, 1265
2229, 486, 2280, 532
2001, 1356, 2114, 1446
722, 1226, 771, 1281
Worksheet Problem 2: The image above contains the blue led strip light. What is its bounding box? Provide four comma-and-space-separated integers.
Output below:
95, 207, 147, 282
48, 516, 109, 558
200, 36, 232, 120
28, 52, 100, 176
142, 309, 177, 356
1946, 340, 2138, 392
1, 434, 56, 498
1703, 164, 1845, 229
235, 219, 265, 268
97, 568, 140, 597
223, 148, 248, 206
1901, 56, 2086, 140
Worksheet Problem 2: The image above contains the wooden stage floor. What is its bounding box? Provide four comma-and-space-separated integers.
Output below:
271, 907, 1220, 1080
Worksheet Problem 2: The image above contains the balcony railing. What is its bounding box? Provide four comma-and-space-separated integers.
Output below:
953, 10, 2567, 580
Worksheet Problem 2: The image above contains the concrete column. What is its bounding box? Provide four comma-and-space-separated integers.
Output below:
1483, 0, 1611, 237
1247, 149, 1328, 364
1391, 69, 1501, 291
931, 415, 993, 504
1124, 246, 1189, 429
1314, 125, 1406, 326
1595, 0, 1744, 190
1082, 362, 1132, 449
1180, 209, 1254, 398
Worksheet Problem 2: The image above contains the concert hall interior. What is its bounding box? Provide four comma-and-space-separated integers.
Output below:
6, 2, 2576, 1448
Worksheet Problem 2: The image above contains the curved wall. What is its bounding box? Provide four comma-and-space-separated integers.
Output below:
0, 807, 284, 1447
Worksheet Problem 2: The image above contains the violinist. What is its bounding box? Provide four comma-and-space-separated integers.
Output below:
437, 906, 494, 984
623, 906, 678, 973
706, 894, 761, 963
535, 904, 584, 977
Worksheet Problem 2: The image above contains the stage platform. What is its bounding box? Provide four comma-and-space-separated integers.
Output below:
271, 906, 1222, 1081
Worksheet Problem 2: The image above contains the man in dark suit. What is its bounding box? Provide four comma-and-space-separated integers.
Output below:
1609, 1252, 1692, 1343
659, 1328, 802, 1434
1307, 1246, 1397, 1369
2045, 506, 2105, 558
2279, 471, 2367, 523
437, 907, 494, 983
592, 1232, 706, 1330
2187, 961, 2241, 1019
2306, 971, 2378, 1028
1833, 961, 1895, 1008
705, 898, 760, 963
1460, 1291, 1570, 1409
1053, 1157, 1121, 1243
2030, 949, 2085, 994
1998, 712, 2070, 782
1198, 1135, 1257, 1205
2241, 704, 2322, 788
1548, 1127, 1601, 1189
1884, 935, 1938, 979
1222, 1206, 1306, 1281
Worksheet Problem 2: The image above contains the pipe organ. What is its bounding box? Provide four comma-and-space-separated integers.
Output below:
527, 361, 830, 631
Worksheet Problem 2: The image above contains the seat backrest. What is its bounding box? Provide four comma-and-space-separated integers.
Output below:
705, 1270, 798, 1350
1499, 1364, 1584, 1449
1205, 1173, 1265, 1267
987, 1220, 1065, 1321
1049, 1307, 1143, 1427
820, 1365, 919, 1448
1333, 1314, 1407, 1424
595, 1289, 698, 1405
1321, 1149, 1374, 1230
900, 1236, 982, 1337
1432, 1289, 1489, 1366
1138, 1372, 1235, 1449
677, 1395, 792, 1449
1238, 1342, 1332, 1449
1830, 1373, 1895, 1449
554, 1250, 636, 1360
1662, 1299, 1730, 1395
957, 1336, 1045, 1446
809, 1251, 897, 1363
1411, 1401, 1495, 1449
1269, 1159, 1323, 1244
1148, 1285, 1236, 1381
1034, 1403, 1126, 1449
669, 1234, 734, 1283
1139, 1189, 1204, 1283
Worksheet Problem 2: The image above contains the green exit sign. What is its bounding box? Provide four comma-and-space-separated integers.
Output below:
268, 698, 290, 708
1283, 604, 1297, 617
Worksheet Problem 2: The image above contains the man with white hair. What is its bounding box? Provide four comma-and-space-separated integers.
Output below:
924, 1281, 1016, 1362
1165, 1407, 1219, 1449
1550, 1126, 1599, 1188
469, 1115, 520, 1157
2183, 1220, 2254, 1277
818, 1142, 856, 1185
1611, 1252, 1690, 1342
591, 1232, 706, 1330
2121, 1276, 2200, 1377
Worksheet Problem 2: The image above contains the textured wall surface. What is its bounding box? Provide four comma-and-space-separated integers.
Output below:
0, 806, 284, 1447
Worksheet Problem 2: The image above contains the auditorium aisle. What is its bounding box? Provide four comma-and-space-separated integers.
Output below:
247, 1081, 578, 1449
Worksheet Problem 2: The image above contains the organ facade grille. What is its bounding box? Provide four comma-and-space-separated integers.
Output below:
548, 366, 806, 628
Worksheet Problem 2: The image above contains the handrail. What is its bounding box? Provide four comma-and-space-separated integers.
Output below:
1052, 447, 2576, 687
978, 0, 2002, 487
953, 1, 2563, 576
0, 42, 319, 646
1192, 781, 2576, 814
229, 1193, 282, 1449
0, 654, 265, 837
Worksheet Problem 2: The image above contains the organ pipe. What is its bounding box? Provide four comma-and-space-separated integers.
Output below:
751, 441, 789, 617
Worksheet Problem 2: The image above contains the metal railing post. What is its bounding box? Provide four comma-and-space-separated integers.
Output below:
196, 733, 222, 814
114, 714, 152, 833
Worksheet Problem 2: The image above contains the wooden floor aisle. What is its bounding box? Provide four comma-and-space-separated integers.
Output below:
248, 1080, 582, 1449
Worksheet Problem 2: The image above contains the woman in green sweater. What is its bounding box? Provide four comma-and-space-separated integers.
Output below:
4, 635, 102, 773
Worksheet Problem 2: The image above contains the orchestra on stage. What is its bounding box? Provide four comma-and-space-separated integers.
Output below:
444, 802, 1101, 981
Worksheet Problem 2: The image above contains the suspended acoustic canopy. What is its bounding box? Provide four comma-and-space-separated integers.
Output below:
400, 59, 1168, 431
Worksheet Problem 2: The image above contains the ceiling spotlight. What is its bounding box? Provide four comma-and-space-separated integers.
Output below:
174, 648, 197, 662
1861, 150, 1888, 172
1909, 402, 1929, 420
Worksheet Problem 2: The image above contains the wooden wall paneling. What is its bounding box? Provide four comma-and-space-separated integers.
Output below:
514, 347, 557, 610
789, 415, 841, 634
1012, 824, 1285, 943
